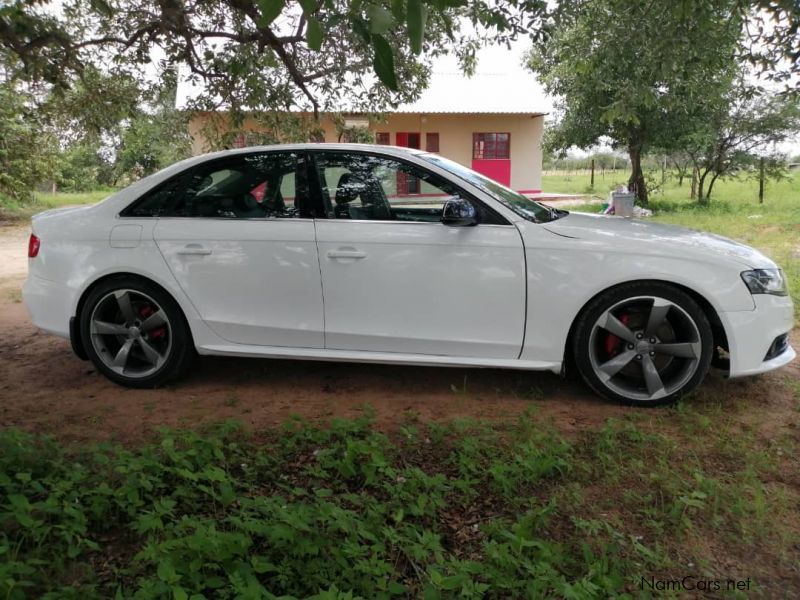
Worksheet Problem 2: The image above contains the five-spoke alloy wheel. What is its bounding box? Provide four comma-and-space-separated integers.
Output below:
80, 277, 193, 388
573, 282, 713, 406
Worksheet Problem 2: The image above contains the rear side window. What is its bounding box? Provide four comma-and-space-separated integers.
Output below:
122, 152, 316, 218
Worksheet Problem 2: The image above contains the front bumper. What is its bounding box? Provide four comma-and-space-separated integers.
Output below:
721, 294, 796, 378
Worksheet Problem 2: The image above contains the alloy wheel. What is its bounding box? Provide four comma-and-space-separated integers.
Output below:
587, 296, 702, 402
89, 289, 172, 378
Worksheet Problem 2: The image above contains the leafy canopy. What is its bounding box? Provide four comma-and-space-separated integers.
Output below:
0, 0, 550, 119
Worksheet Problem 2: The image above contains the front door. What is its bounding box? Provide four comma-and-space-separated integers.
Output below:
395, 132, 421, 194
311, 150, 526, 359
153, 151, 325, 348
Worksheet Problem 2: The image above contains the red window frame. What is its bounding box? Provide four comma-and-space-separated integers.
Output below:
425, 132, 440, 152
472, 132, 510, 159
375, 132, 390, 145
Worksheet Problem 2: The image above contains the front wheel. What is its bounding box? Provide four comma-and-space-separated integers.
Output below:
573, 282, 714, 406
80, 278, 193, 388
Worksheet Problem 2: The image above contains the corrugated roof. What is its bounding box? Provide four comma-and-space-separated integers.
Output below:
392, 70, 549, 115
176, 43, 551, 115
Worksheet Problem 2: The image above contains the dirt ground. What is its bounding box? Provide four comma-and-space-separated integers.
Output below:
1, 222, 798, 446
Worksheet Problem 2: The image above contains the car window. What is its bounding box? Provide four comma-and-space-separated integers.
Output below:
313, 151, 494, 223
123, 152, 314, 219
420, 152, 554, 223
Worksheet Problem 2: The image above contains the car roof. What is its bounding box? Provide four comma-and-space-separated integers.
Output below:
195, 143, 427, 162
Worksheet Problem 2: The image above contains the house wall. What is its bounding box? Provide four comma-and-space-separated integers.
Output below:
188, 112, 544, 192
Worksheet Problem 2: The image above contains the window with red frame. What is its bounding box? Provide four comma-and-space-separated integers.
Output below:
425, 132, 440, 152
472, 133, 510, 159
232, 133, 263, 149
375, 132, 390, 145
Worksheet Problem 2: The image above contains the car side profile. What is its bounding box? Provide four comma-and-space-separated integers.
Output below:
23, 144, 795, 405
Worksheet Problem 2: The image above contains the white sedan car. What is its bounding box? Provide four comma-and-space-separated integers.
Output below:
23, 144, 795, 405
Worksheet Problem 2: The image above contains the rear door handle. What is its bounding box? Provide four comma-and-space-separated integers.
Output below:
327, 249, 367, 260
177, 244, 212, 256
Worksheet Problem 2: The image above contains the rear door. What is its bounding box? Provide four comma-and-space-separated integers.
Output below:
149, 151, 325, 348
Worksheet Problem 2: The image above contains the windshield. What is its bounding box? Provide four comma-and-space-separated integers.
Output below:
420, 153, 558, 223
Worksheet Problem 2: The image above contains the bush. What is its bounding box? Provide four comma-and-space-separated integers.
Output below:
0, 417, 643, 599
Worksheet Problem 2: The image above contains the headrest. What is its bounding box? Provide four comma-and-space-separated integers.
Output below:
335, 173, 367, 205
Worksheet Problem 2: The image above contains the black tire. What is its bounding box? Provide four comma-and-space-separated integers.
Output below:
80, 276, 194, 388
572, 281, 714, 407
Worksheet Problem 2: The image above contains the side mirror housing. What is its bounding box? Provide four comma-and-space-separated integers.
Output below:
441, 197, 478, 226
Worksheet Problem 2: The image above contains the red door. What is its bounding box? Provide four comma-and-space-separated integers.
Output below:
471, 133, 511, 186
395, 132, 421, 194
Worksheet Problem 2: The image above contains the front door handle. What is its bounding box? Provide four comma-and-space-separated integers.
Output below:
177, 244, 212, 256
327, 249, 367, 260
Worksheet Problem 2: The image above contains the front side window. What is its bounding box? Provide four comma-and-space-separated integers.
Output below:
313, 152, 501, 224
421, 153, 556, 223
123, 152, 317, 219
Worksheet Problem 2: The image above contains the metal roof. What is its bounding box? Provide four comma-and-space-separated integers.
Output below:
176, 43, 552, 116
392, 71, 549, 115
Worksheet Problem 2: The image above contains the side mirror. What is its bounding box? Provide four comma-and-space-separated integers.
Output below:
441, 197, 478, 227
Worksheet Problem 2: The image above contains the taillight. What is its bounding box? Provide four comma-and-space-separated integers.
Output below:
28, 233, 40, 258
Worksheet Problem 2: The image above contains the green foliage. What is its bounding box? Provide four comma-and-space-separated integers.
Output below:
0, 0, 551, 119
529, 0, 742, 203
0, 417, 642, 599
2, 408, 796, 597
54, 141, 112, 192
0, 84, 59, 202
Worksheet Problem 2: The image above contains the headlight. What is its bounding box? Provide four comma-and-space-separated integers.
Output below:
741, 269, 788, 296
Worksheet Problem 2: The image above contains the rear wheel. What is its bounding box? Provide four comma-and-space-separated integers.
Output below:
573, 282, 713, 406
80, 278, 193, 388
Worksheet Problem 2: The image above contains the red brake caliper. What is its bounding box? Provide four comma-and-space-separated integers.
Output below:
604, 313, 630, 358
139, 305, 166, 339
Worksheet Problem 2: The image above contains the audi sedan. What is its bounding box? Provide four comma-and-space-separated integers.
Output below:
23, 144, 795, 405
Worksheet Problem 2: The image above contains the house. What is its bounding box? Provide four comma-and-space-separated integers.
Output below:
183, 67, 549, 194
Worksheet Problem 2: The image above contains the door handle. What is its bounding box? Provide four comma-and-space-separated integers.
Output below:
327, 249, 367, 260
177, 244, 212, 256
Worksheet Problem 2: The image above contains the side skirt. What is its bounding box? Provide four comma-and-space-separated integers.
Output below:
197, 343, 562, 374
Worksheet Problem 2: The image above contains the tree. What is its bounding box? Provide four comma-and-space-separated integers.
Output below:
0, 83, 58, 202
111, 70, 192, 182
0, 0, 550, 122
683, 82, 800, 201
527, 0, 742, 204
667, 152, 693, 188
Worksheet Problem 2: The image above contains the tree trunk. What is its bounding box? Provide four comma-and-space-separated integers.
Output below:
697, 171, 709, 204
690, 167, 698, 199
627, 143, 648, 205
705, 172, 720, 200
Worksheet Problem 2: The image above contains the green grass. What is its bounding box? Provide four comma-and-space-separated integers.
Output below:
1, 411, 793, 598
33, 189, 115, 208
0, 189, 114, 221
544, 170, 800, 320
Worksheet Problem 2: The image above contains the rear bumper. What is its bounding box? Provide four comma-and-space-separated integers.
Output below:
721, 294, 795, 378
22, 274, 72, 339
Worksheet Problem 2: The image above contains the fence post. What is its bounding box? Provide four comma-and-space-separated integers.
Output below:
758, 157, 765, 204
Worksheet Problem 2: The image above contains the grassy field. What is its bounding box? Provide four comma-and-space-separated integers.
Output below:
0, 189, 114, 221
